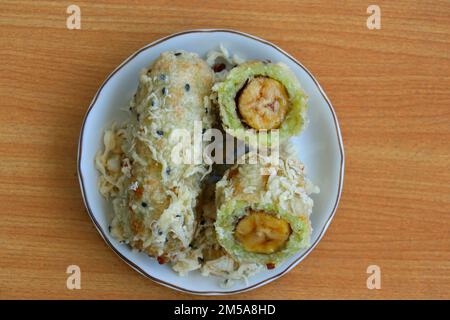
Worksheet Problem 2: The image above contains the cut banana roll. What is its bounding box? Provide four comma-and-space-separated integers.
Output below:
215, 152, 318, 267
215, 60, 308, 147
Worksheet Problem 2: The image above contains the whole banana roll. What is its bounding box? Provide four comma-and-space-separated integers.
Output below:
108, 50, 214, 261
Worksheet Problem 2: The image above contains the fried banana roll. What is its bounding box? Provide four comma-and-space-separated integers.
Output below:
215, 153, 316, 267
108, 51, 214, 260
216, 61, 308, 147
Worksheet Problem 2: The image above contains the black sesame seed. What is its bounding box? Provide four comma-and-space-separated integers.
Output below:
166, 167, 171, 175
162, 87, 167, 95
108, 226, 111, 232
159, 74, 166, 81
174, 52, 182, 56
141, 202, 147, 208
202, 128, 206, 134
137, 113, 140, 121
184, 83, 190, 91
175, 214, 181, 218
156, 130, 164, 136
150, 98, 155, 106
158, 231, 163, 236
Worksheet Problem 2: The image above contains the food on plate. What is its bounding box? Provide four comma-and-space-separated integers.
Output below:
95, 45, 318, 287
215, 152, 317, 267
215, 60, 308, 147
96, 50, 214, 267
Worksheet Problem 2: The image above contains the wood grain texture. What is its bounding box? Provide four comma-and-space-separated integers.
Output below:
0, 0, 449, 299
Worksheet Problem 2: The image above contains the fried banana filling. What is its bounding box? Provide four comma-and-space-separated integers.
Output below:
235, 210, 291, 254
237, 76, 289, 130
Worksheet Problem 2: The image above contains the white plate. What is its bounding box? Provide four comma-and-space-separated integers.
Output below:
78, 29, 345, 295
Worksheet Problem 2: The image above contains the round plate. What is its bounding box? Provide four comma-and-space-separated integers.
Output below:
77, 29, 345, 295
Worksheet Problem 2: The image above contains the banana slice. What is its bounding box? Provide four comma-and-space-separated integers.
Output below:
237, 76, 289, 130
235, 210, 291, 254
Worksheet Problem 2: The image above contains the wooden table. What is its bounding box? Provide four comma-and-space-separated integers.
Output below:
1, 0, 449, 299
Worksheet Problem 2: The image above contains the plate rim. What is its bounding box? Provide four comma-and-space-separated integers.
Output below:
77, 28, 345, 295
